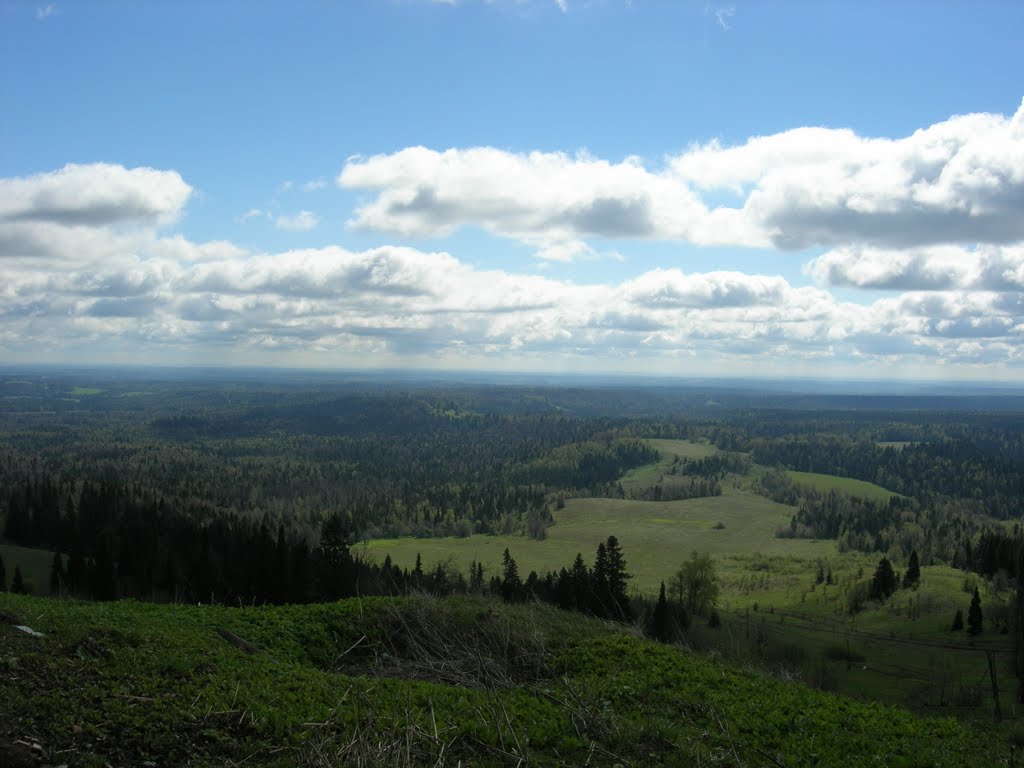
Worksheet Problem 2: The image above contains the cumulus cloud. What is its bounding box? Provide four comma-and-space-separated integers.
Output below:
672, 100, 1024, 250
274, 210, 319, 231
339, 100, 1024, 255
0, 163, 191, 229
3, 160, 1024, 373
806, 244, 1024, 291
337, 146, 763, 253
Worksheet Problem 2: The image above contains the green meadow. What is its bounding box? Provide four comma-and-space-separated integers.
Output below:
786, 470, 904, 502
0, 543, 54, 595
365, 491, 835, 594
68, 386, 105, 396
365, 438, 1020, 722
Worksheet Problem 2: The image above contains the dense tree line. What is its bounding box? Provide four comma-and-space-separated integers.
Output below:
1, 396, 665, 542
747, 434, 1024, 520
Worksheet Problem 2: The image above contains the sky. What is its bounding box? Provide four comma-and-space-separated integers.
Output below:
1, 0, 1023, 380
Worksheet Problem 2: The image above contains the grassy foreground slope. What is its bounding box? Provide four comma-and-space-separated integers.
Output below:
0, 593, 1008, 767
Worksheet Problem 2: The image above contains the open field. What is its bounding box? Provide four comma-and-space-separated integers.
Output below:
786, 470, 903, 502
366, 491, 834, 594
0, 543, 54, 595
617, 438, 722, 496
68, 386, 104, 396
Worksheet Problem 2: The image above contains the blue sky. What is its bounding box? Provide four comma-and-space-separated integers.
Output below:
2, 0, 1023, 379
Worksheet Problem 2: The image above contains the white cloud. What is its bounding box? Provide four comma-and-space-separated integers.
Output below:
302, 179, 327, 191
806, 244, 1024, 292
3, 160, 1024, 374
672, 99, 1024, 250
338, 146, 763, 251
0, 163, 192, 230
338, 100, 1024, 254
36, 4, 59, 20
274, 210, 319, 231
554, 0, 568, 13
712, 6, 734, 30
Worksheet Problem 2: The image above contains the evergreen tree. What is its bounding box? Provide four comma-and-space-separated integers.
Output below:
815, 562, 825, 584
92, 537, 118, 602
11, 566, 26, 595
0, 553, 6, 592
904, 550, 921, 588
569, 552, 590, 611
317, 515, 353, 600
951, 608, 964, 631
49, 551, 64, 596
648, 581, 672, 643
869, 557, 897, 600
274, 524, 289, 605
67, 531, 86, 595
603, 535, 632, 619
500, 548, 522, 602
967, 587, 983, 635
591, 542, 609, 616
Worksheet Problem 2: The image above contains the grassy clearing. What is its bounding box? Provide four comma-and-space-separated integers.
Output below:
0, 592, 1009, 767
0, 543, 54, 595
645, 438, 720, 460
68, 386, 105, 396
366, 491, 833, 594
786, 470, 903, 502
618, 439, 721, 497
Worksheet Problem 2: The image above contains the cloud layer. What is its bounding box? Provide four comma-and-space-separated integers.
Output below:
3, 96, 1024, 376
340, 99, 1024, 255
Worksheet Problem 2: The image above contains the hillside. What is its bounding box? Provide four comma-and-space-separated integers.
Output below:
0, 593, 1008, 767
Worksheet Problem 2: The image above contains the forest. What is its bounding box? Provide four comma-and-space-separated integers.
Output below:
2, 369, 1024, 609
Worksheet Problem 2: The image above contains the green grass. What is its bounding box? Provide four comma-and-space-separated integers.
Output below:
366, 491, 833, 594
786, 470, 903, 502
0, 592, 1010, 766
617, 439, 721, 496
646, 438, 720, 460
0, 543, 55, 595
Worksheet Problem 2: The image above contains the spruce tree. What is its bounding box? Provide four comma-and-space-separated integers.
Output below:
50, 551, 64, 595
569, 553, 590, 612
0, 553, 6, 592
11, 566, 25, 595
904, 550, 921, 588
951, 608, 964, 631
603, 536, 632, 620
967, 587, 983, 635
500, 548, 522, 603
648, 581, 672, 643
869, 557, 897, 600
93, 537, 117, 602
592, 542, 610, 617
